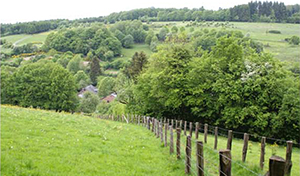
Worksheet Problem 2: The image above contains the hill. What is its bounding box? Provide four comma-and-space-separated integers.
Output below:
1, 105, 185, 175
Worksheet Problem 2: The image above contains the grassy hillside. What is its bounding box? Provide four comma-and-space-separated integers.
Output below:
152, 21, 300, 63
2, 31, 50, 46
1, 105, 184, 176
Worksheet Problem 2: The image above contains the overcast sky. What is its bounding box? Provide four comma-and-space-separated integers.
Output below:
1, 0, 299, 24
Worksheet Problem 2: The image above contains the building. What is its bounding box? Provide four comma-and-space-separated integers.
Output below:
78, 85, 98, 98
101, 93, 117, 103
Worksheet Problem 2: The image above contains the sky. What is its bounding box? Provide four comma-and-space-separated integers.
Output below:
1, 0, 299, 24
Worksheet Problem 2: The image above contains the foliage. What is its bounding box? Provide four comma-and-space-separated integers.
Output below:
12, 43, 38, 55
127, 36, 300, 141
77, 91, 99, 113
268, 30, 281, 34
67, 54, 84, 74
288, 36, 300, 45
122, 34, 134, 48
90, 56, 102, 85
97, 77, 115, 97
74, 70, 91, 90
123, 52, 148, 80
1, 61, 78, 111
43, 25, 121, 56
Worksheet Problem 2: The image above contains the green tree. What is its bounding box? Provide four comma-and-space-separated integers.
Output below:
289, 36, 300, 45
158, 27, 168, 41
171, 26, 178, 33
74, 70, 91, 90
98, 77, 115, 97
67, 54, 83, 74
122, 34, 134, 48
123, 52, 148, 80
90, 57, 102, 85
78, 91, 100, 113
2, 61, 78, 111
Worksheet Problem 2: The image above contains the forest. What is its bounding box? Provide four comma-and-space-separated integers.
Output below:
1, 1, 299, 36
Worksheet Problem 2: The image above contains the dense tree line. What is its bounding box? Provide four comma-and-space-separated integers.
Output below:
2, 1, 299, 37
43, 25, 122, 57
121, 36, 299, 142
105, 2, 300, 23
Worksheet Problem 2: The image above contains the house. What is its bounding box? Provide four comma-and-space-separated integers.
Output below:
78, 85, 98, 98
101, 93, 117, 103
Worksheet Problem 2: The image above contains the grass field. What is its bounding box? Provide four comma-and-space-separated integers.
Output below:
151, 21, 300, 63
178, 128, 300, 176
1, 31, 51, 47
2, 105, 299, 175
1, 105, 184, 176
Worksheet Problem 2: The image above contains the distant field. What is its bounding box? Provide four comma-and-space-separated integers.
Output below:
1, 31, 51, 47
1, 105, 185, 176
120, 44, 152, 58
152, 21, 300, 63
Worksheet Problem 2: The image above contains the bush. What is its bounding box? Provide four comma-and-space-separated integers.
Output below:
268, 30, 281, 34
1, 61, 78, 111
78, 91, 99, 113
289, 36, 300, 45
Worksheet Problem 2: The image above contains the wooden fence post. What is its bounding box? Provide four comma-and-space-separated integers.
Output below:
171, 119, 174, 129
164, 123, 168, 147
185, 135, 192, 174
227, 130, 233, 150
176, 128, 181, 159
167, 119, 170, 127
242, 133, 249, 162
269, 156, 286, 176
260, 137, 266, 169
204, 124, 208, 143
196, 141, 204, 176
214, 127, 218, 150
184, 121, 187, 135
175, 120, 178, 129
160, 122, 163, 143
156, 120, 160, 138
180, 120, 183, 130
151, 118, 154, 132
219, 149, 231, 176
170, 125, 174, 154
189, 122, 193, 138
195, 122, 199, 139
285, 141, 293, 176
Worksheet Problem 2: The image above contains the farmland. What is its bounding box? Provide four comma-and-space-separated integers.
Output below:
2, 106, 300, 176
1, 105, 185, 176
151, 21, 300, 63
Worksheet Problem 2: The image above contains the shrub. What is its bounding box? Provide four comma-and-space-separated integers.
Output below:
268, 30, 281, 34
1, 61, 78, 111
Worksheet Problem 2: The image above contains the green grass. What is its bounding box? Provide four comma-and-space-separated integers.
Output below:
119, 44, 152, 59
1, 31, 51, 46
1, 105, 185, 176
176, 126, 300, 176
151, 21, 300, 63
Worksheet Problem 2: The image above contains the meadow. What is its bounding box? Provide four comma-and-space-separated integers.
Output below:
152, 21, 300, 63
1, 105, 185, 176
2, 105, 299, 175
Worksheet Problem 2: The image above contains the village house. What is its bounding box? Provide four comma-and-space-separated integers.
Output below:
78, 85, 98, 98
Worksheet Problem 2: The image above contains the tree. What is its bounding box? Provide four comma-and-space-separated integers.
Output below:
90, 56, 101, 85
78, 91, 100, 113
2, 61, 78, 111
74, 70, 91, 90
289, 36, 300, 45
98, 77, 115, 97
171, 26, 178, 33
158, 27, 168, 41
67, 54, 84, 74
122, 34, 134, 48
145, 30, 155, 45
123, 52, 148, 80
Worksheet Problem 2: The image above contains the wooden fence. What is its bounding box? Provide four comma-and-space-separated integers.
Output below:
99, 114, 296, 176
